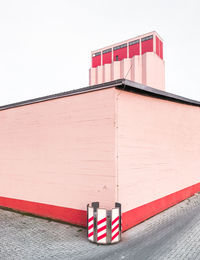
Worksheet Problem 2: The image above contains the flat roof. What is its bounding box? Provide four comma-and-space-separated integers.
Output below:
0, 79, 200, 111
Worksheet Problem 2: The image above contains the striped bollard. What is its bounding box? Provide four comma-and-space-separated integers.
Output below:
87, 202, 121, 244
111, 207, 120, 243
97, 208, 107, 244
87, 206, 94, 242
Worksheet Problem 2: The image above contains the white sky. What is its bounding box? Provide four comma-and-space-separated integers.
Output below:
0, 0, 200, 105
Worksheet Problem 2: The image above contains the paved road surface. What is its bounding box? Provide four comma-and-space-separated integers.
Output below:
0, 193, 200, 260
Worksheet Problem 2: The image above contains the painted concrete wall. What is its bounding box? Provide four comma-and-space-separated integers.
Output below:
142, 52, 165, 91
0, 88, 116, 211
0, 85, 199, 229
116, 89, 200, 213
90, 53, 165, 91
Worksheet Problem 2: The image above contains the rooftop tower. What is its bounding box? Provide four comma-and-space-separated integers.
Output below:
89, 31, 165, 91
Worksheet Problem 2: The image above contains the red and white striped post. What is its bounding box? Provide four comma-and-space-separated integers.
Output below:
87, 205, 94, 242
97, 208, 107, 244
111, 207, 120, 243
87, 202, 121, 244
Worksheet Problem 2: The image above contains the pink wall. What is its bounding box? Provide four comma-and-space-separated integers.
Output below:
142, 52, 165, 90
90, 52, 165, 91
0, 85, 199, 229
0, 88, 116, 211
116, 89, 200, 213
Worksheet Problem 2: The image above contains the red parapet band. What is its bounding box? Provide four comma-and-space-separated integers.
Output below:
122, 182, 200, 231
0, 196, 87, 227
0, 182, 199, 233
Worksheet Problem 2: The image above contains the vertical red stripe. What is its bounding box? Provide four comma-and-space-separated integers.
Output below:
129, 43, 140, 58
142, 39, 153, 54
113, 47, 127, 61
160, 41, 163, 59
103, 52, 112, 65
92, 55, 101, 68
156, 36, 160, 56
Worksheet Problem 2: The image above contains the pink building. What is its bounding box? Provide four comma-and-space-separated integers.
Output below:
0, 79, 200, 231
89, 31, 165, 91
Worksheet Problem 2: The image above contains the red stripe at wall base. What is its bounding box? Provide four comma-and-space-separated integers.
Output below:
0, 196, 87, 227
0, 183, 199, 231
122, 182, 200, 231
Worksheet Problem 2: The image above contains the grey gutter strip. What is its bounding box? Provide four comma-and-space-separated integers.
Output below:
0, 79, 123, 111
121, 79, 200, 107
0, 78, 200, 111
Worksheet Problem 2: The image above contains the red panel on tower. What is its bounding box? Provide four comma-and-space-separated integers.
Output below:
92, 52, 101, 68
103, 48, 112, 65
160, 40, 163, 59
129, 40, 140, 58
156, 36, 160, 57
113, 43, 127, 61
141, 35, 153, 55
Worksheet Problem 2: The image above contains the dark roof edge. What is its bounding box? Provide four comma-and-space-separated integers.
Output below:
120, 79, 200, 107
0, 78, 199, 111
0, 79, 123, 111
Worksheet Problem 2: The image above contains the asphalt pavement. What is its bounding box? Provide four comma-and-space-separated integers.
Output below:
0, 193, 200, 260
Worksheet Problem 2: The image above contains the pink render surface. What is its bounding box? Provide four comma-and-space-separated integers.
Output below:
116, 90, 200, 212
0, 84, 199, 230
0, 89, 116, 210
